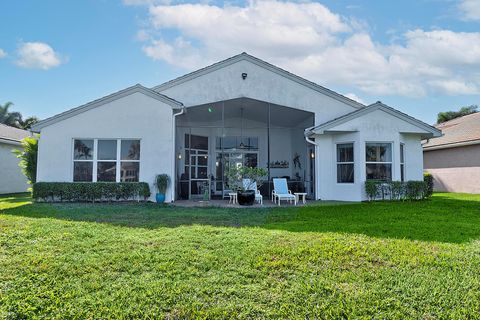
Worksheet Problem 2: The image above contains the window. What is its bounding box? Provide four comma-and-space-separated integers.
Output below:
121, 140, 140, 182
400, 143, 405, 182
73, 139, 93, 181
73, 139, 140, 182
184, 134, 209, 180
185, 134, 208, 150
365, 143, 392, 181
336, 143, 354, 183
97, 140, 117, 182
215, 136, 258, 151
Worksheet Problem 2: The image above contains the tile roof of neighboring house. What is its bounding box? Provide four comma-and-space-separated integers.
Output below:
0, 123, 31, 145
423, 112, 480, 150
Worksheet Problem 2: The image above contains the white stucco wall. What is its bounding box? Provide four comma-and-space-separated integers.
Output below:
156, 59, 358, 125
34, 60, 429, 203
314, 109, 426, 201
0, 142, 29, 194
37, 92, 175, 202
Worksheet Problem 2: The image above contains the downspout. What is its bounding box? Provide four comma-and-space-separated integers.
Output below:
171, 104, 186, 202
304, 126, 319, 200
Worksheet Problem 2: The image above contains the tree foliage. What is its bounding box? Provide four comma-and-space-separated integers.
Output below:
437, 105, 478, 124
13, 136, 38, 184
225, 165, 268, 191
18, 116, 40, 130
0, 101, 39, 129
0, 102, 22, 127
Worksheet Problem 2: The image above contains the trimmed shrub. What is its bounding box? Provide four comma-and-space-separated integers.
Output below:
405, 181, 426, 201
365, 180, 380, 201
424, 172, 434, 198
32, 182, 151, 203
390, 181, 404, 200
364, 180, 428, 201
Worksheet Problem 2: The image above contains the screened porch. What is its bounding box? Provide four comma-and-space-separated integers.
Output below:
174, 97, 315, 201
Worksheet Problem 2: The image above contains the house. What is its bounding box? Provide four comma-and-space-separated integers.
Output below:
31, 53, 442, 202
423, 112, 480, 193
0, 123, 31, 194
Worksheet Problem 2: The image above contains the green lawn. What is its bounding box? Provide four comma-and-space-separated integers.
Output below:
1, 193, 480, 319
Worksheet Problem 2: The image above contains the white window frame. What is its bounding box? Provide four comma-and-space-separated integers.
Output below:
72, 138, 95, 182
119, 140, 141, 182
96, 139, 117, 182
335, 142, 355, 184
72, 138, 141, 182
365, 142, 393, 181
400, 143, 405, 182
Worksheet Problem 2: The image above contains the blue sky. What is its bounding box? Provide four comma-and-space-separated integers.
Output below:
1, 0, 479, 124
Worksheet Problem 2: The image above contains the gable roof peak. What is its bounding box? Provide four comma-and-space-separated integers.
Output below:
31, 84, 183, 132
152, 52, 365, 109
307, 101, 442, 139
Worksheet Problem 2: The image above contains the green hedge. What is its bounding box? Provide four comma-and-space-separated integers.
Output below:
32, 182, 151, 202
423, 172, 434, 198
364, 179, 430, 201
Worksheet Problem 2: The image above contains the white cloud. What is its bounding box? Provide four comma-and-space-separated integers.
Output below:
16, 42, 64, 70
344, 93, 366, 104
136, 0, 480, 96
459, 0, 480, 21
0, 49, 6, 58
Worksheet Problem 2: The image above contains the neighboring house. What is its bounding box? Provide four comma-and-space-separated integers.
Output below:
31, 53, 441, 202
423, 112, 480, 193
0, 124, 31, 194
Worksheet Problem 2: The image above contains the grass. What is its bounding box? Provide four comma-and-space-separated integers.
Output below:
1, 193, 480, 318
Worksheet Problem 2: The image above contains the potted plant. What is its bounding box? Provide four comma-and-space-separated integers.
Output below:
226, 165, 268, 206
154, 174, 170, 203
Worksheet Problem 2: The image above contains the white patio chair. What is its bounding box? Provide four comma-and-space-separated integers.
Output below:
272, 178, 296, 206
243, 179, 263, 205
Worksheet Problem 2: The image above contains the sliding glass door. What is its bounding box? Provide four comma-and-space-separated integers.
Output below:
214, 151, 259, 197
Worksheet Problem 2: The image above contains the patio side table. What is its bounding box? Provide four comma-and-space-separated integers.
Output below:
294, 192, 307, 204
228, 192, 237, 204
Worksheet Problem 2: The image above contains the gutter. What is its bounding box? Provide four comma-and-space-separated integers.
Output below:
423, 139, 480, 151
170, 104, 186, 202
0, 137, 23, 146
303, 125, 318, 146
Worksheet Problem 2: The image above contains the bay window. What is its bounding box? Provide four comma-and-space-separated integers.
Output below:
336, 143, 354, 183
365, 142, 392, 181
73, 139, 140, 182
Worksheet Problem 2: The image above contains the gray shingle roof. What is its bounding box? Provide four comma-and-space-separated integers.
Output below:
423, 112, 480, 149
0, 123, 31, 143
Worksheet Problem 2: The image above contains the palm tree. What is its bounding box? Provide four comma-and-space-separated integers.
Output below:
0, 102, 23, 127
18, 116, 39, 130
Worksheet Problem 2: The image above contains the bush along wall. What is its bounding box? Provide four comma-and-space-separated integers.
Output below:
423, 172, 434, 198
32, 182, 151, 203
365, 178, 431, 201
